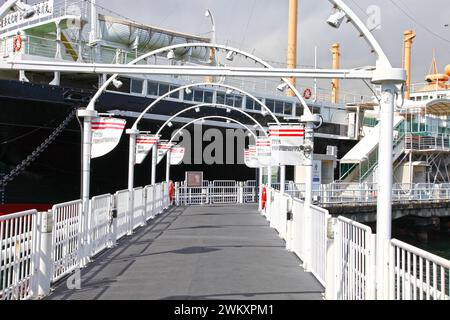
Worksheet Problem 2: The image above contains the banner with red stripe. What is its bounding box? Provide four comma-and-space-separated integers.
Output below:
269, 125, 305, 166
169, 146, 185, 165
91, 117, 127, 159
136, 134, 159, 165
256, 138, 275, 166
157, 141, 175, 164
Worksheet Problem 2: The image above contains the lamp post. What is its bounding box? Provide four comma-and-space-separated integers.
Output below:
328, 0, 406, 299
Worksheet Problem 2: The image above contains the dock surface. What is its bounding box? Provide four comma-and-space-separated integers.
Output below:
47, 204, 323, 300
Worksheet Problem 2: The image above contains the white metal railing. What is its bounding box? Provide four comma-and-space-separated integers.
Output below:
175, 180, 258, 206
310, 205, 330, 286
115, 190, 130, 239
0, 210, 38, 300
405, 133, 450, 151
89, 194, 113, 257
286, 182, 450, 205
133, 187, 145, 229
334, 217, 376, 300
51, 200, 83, 282
390, 239, 450, 300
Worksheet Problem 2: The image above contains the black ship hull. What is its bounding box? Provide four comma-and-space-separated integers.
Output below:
0, 80, 356, 214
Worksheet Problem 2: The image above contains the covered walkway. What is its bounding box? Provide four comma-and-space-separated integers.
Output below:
47, 204, 324, 300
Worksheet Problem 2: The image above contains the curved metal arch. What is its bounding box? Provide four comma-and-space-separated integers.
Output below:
155, 103, 268, 137
169, 116, 258, 144
87, 42, 312, 117
133, 82, 279, 129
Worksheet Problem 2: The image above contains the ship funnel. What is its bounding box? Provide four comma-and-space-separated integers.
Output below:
331, 43, 340, 104
403, 30, 416, 100
286, 0, 298, 97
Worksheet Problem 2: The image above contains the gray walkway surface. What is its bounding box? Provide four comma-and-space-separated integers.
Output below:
47, 204, 324, 300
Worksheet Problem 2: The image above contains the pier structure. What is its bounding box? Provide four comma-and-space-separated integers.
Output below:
0, 0, 449, 301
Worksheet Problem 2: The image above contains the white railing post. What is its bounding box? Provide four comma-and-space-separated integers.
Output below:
239, 182, 244, 204
325, 217, 337, 300
35, 210, 53, 299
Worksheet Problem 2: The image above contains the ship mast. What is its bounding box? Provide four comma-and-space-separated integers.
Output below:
287, 0, 298, 97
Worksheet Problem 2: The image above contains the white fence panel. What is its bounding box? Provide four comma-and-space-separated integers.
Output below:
211, 181, 238, 204
310, 205, 330, 286
390, 239, 450, 300
133, 187, 145, 229
335, 216, 376, 300
291, 199, 307, 262
89, 194, 112, 257
51, 200, 83, 282
154, 184, 163, 214
144, 185, 155, 220
115, 190, 130, 239
0, 210, 38, 300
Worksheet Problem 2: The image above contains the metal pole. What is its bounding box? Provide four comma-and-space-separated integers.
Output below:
127, 129, 138, 235
267, 167, 272, 188
151, 143, 158, 185
77, 109, 97, 266
280, 166, 286, 194
302, 120, 315, 271
376, 81, 396, 299
166, 151, 171, 184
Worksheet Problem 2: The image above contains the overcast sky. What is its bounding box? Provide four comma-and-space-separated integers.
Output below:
102, 0, 450, 93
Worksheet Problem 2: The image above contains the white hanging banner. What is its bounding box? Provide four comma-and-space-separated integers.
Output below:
135, 135, 159, 165
157, 142, 174, 164
269, 125, 305, 166
169, 146, 185, 165
91, 117, 126, 159
244, 146, 259, 168
256, 137, 274, 167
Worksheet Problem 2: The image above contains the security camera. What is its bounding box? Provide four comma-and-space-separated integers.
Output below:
327, 10, 346, 29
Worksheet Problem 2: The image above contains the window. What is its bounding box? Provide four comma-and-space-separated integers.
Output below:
169, 85, 180, 99
295, 103, 303, 117
225, 95, 235, 107
266, 99, 275, 112
194, 90, 204, 102
184, 90, 193, 101
246, 98, 254, 110
313, 106, 321, 114
275, 101, 284, 114
284, 103, 293, 115
216, 92, 225, 105
147, 81, 158, 96
131, 79, 143, 94
159, 83, 169, 96
204, 91, 213, 103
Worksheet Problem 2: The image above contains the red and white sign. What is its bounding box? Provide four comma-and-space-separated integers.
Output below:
256, 138, 274, 167
169, 146, 185, 165
157, 142, 175, 164
91, 117, 126, 159
269, 125, 305, 166
136, 135, 159, 165
244, 145, 259, 168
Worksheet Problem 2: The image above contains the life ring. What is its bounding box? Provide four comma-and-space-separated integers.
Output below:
261, 186, 267, 210
13, 35, 22, 53
303, 88, 312, 100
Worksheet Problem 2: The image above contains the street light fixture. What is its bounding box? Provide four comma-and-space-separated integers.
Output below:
112, 78, 123, 89
195, 107, 200, 113
277, 82, 288, 92
327, 9, 346, 29
167, 49, 176, 60
16, 1, 36, 19
185, 87, 192, 95
226, 51, 234, 61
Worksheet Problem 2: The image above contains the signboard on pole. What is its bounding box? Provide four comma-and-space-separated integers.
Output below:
186, 172, 203, 188
169, 146, 185, 165
256, 137, 274, 166
135, 134, 158, 164
157, 142, 174, 164
91, 117, 126, 159
269, 125, 305, 166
